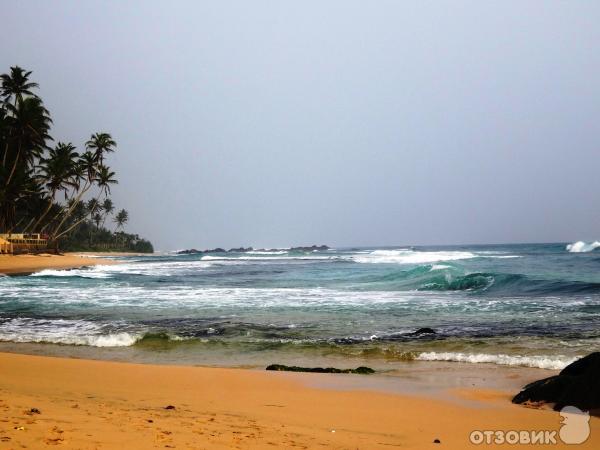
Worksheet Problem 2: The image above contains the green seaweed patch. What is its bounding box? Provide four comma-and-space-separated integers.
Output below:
265, 364, 375, 374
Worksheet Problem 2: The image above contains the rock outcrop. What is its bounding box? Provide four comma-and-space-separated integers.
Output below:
266, 364, 374, 374
512, 352, 600, 413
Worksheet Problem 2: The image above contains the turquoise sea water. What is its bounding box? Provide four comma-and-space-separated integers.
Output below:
1, 243, 599, 370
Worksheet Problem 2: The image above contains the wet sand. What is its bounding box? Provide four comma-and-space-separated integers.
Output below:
0, 352, 598, 449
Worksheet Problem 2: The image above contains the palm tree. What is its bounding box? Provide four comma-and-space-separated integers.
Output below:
114, 209, 128, 231
93, 212, 102, 230
87, 198, 102, 220
95, 165, 117, 195
31, 142, 79, 231
85, 132, 116, 165
5, 97, 52, 181
0, 85, 52, 231
101, 198, 114, 227
0, 66, 39, 105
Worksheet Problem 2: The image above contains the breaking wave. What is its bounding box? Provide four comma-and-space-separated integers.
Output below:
415, 351, 577, 370
0, 318, 140, 347
566, 241, 600, 253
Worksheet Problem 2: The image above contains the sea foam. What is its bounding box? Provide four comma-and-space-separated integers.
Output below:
416, 351, 577, 370
0, 318, 140, 347
566, 241, 600, 253
353, 249, 477, 264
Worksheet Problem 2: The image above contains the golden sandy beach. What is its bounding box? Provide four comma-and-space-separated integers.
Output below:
0, 254, 117, 275
0, 352, 598, 449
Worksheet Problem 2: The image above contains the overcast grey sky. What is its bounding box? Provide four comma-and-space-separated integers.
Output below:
3, 1, 600, 250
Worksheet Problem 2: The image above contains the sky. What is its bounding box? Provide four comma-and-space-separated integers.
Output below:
3, 1, 600, 250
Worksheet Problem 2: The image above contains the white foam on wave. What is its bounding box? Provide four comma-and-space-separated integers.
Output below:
245, 250, 288, 255
566, 241, 600, 253
353, 249, 477, 264
31, 268, 112, 279
29, 259, 216, 279
430, 264, 452, 271
201, 255, 336, 261
0, 318, 140, 347
416, 351, 576, 370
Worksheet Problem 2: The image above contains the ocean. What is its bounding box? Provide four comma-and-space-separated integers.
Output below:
1, 242, 599, 371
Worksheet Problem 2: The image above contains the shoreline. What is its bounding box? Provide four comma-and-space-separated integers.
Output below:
0, 351, 597, 448
0, 253, 119, 275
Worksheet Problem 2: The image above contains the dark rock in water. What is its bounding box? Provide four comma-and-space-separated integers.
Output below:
177, 245, 329, 255
411, 327, 436, 335
176, 248, 201, 255
266, 364, 374, 375
290, 245, 329, 252
205, 247, 226, 253
512, 352, 600, 412
228, 247, 253, 253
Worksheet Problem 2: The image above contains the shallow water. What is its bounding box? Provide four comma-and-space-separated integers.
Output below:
1, 243, 599, 370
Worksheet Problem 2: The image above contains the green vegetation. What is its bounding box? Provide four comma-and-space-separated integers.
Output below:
0, 66, 153, 253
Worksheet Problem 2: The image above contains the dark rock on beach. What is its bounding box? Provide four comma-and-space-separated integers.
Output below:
512, 352, 600, 412
411, 327, 437, 335
266, 364, 375, 374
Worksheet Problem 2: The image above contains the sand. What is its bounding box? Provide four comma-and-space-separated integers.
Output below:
0, 254, 116, 275
0, 352, 598, 449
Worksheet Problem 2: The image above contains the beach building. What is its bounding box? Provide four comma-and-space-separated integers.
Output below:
0, 233, 48, 254
0, 237, 13, 254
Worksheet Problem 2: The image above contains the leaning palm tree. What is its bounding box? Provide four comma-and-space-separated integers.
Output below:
85, 132, 116, 165
31, 142, 79, 232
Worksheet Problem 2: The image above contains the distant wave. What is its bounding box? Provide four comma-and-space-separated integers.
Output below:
566, 241, 600, 253
415, 351, 576, 370
200, 255, 337, 261
351, 249, 519, 265
352, 249, 477, 264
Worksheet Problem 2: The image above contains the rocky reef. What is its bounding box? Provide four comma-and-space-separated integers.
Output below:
176, 245, 329, 255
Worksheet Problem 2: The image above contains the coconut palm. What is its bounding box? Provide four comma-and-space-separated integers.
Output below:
93, 212, 103, 230
85, 132, 116, 165
0, 66, 39, 105
95, 165, 117, 195
114, 209, 128, 231
101, 198, 114, 227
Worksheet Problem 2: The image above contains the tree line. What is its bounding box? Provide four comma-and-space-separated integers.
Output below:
0, 66, 152, 253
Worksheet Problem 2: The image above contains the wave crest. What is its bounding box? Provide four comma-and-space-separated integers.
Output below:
566, 241, 600, 253
416, 351, 576, 370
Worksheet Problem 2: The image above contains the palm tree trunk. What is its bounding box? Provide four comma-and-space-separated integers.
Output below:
5, 140, 22, 188
48, 181, 92, 238
28, 192, 56, 233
